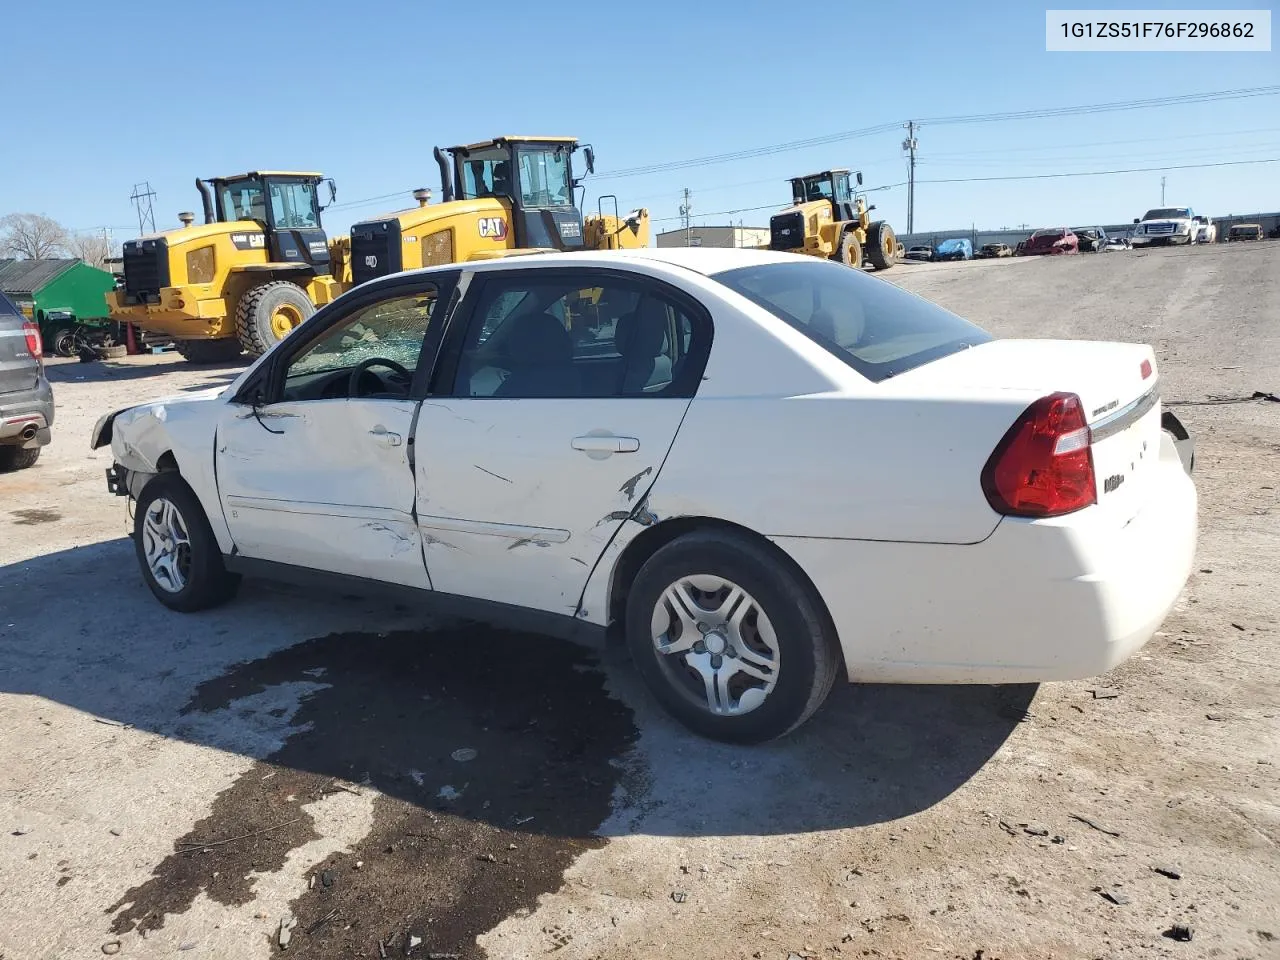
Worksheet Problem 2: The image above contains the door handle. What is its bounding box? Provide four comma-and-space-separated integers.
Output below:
368, 425, 402, 447
572, 435, 639, 454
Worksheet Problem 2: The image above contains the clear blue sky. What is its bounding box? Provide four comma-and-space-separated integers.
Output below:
1, 0, 1275, 244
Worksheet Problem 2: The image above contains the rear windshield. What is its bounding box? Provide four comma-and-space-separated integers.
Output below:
713, 259, 992, 383
0, 291, 22, 324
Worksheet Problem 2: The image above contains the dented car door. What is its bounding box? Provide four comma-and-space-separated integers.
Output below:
414, 268, 709, 616
216, 278, 453, 589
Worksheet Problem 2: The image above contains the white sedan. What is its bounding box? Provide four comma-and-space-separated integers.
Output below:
92, 248, 1197, 743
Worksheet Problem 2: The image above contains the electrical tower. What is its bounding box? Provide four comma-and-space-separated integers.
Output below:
130, 182, 157, 236
903, 122, 918, 234
679, 188, 693, 246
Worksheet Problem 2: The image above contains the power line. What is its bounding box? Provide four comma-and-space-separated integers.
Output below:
593, 84, 1280, 182
914, 156, 1280, 186
917, 84, 1280, 127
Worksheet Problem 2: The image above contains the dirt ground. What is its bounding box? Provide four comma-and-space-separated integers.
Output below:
1, 242, 1277, 960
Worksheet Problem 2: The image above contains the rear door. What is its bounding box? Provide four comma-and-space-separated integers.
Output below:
0, 292, 39, 394
414, 267, 711, 616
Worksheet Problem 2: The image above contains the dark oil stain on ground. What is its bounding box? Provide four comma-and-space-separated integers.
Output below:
107, 625, 638, 958
10, 507, 61, 525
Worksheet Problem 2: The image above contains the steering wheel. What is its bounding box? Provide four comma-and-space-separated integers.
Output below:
347, 357, 411, 398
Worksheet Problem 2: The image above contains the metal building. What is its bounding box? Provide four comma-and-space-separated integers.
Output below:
656, 225, 770, 249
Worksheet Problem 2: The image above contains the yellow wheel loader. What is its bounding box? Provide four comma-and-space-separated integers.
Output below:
106, 172, 349, 362
348, 136, 649, 286
768, 169, 900, 271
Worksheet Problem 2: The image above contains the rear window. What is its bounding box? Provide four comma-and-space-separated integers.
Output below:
0, 291, 23, 324
713, 259, 992, 383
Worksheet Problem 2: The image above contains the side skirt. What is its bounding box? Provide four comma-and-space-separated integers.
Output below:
222, 555, 608, 646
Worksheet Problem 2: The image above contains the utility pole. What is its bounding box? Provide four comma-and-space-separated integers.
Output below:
1160, 176, 1166, 205
679, 188, 693, 246
902, 122, 918, 235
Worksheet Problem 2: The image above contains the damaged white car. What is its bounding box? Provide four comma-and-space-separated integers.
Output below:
92, 249, 1197, 743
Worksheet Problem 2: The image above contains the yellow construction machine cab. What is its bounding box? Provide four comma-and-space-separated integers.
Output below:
198, 171, 338, 276
349, 136, 587, 286
349, 136, 650, 287
768, 168, 899, 271
107, 170, 348, 362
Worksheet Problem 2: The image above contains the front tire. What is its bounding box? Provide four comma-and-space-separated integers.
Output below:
625, 530, 841, 743
865, 221, 897, 270
832, 231, 863, 270
235, 281, 315, 357
133, 472, 239, 612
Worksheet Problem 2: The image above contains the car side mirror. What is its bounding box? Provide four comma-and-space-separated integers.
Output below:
1133, 218, 1140, 224
320, 178, 337, 210
855, 171, 863, 186
583, 145, 595, 175
867, 204, 876, 212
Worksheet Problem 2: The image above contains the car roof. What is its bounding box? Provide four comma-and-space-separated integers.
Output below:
434, 246, 804, 279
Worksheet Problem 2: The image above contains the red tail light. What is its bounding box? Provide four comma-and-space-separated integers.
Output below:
981, 392, 1096, 518
22, 321, 42, 358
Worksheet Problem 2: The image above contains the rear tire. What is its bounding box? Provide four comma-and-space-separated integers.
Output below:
235, 281, 315, 357
833, 231, 863, 270
53, 327, 76, 357
0, 446, 41, 472
133, 472, 239, 612
175, 338, 244, 364
865, 221, 897, 270
625, 530, 841, 743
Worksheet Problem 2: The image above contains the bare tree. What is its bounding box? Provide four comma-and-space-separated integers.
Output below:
69, 233, 119, 270
0, 213, 71, 260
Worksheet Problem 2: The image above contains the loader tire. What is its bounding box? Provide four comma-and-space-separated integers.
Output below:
175, 338, 244, 364
833, 231, 863, 270
235, 281, 315, 357
866, 221, 898, 270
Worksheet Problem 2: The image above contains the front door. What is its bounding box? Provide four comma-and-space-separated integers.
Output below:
216, 278, 450, 588
414, 268, 710, 616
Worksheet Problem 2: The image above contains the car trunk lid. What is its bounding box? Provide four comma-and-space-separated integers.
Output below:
896, 338, 1163, 525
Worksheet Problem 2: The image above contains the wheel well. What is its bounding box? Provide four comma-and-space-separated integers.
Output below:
606, 517, 843, 664
156, 451, 179, 472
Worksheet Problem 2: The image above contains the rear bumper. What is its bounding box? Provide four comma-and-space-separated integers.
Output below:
775, 431, 1197, 685
0, 377, 54, 448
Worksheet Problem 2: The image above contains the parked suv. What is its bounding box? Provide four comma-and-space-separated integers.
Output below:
0, 291, 54, 470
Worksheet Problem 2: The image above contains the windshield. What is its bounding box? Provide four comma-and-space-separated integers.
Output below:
713, 259, 992, 383
1031, 228, 1064, 239
1143, 208, 1191, 220
219, 179, 267, 223
801, 177, 834, 202
936, 239, 966, 253
268, 180, 320, 229
459, 146, 512, 200
516, 145, 573, 208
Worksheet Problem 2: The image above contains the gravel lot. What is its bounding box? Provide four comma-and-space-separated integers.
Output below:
1, 242, 1277, 960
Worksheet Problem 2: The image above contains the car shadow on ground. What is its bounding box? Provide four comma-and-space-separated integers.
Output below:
1, 539, 1030, 840
0, 539, 1032, 956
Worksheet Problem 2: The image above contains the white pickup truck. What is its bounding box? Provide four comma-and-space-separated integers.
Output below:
1130, 207, 1200, 247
